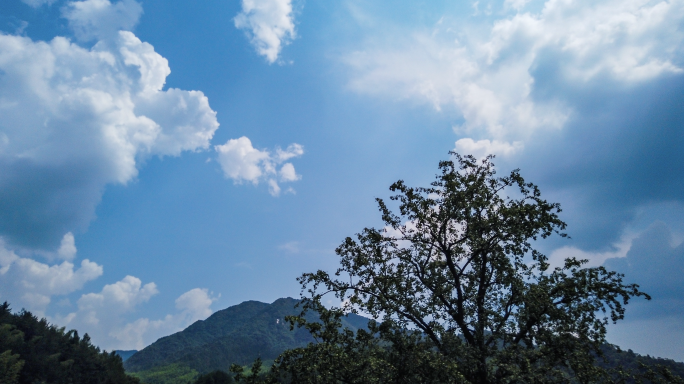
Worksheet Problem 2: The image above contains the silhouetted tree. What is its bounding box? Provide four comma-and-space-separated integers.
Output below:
275, 154, 655, 384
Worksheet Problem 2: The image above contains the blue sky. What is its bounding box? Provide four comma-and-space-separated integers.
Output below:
1, 0, 684, 361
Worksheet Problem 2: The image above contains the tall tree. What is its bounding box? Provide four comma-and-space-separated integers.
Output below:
295, 154, 650, 384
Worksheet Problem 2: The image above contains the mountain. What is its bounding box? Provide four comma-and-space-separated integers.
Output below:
124, 297, 369, 374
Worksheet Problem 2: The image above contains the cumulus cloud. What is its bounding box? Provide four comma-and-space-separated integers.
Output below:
0, 238, 103, 316
0, 237, 217, 351
63, 0, 143, 41
234, 0, 296, 63
215, 137, 303, 196
0, 29, 219, 249
57, 232, 78, 260
77, 275, 158, 316
346, 0, 684, 139
109, 288, 217, 350
174, 287, 215, 319
215, 137, 271, 181
345, 27, 567, 139
55, 280, 217, 350
279, 163, 300, 182
344, 0, 684, 252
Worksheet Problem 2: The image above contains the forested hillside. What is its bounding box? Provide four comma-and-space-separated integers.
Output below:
124, 297, 369, 375
0, 302, 139, 384
600, 345, 684, 380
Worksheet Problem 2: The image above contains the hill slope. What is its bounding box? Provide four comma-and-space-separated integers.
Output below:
124, 297, 368, 374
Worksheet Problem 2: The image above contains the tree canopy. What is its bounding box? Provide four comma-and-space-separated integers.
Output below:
261, 154, 665, 384
0, 302, 139, 384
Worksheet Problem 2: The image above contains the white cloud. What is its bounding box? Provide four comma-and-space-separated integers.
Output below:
110, 292, 215, 350
234, 0, 296, 63
57, 232, 78, 260
267, 178, 282, 196
55, 281, 217, 350
0, 242, 18, 275
215, 137, 271, 182
63, 0, 143, 41
454, 138, 523, 159
345, 34, 569, 140
0, 238, 103, 316
0, 29, 219, 249
215, 137, 303, 196
547, 233, 636, 269
484, 0, 684, 81
55, 275, 158, 348
11, 258, 102, 300
345, 0, 684, 141
77, 276, 158, 316
279, 162, 300, 182
174, 287, 215, 319
276, 143, 304, 162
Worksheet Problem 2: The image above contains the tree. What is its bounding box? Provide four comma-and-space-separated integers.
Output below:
267, 300, 464, 384
0, 349, 24, 384
195, 369, 235, 384
0, 302, 140, 384
293, 154, 650, 384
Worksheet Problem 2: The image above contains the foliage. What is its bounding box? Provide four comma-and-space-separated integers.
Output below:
263, 300, 464, 383
267, 154, 657, 384
0, 349, 24, 384
0, 301, 139, 384
230, 358, 268, 384
598, 345, 684, 384
250, 301, 684, 384
195, 369, 235, 384
131, 363, 200, 384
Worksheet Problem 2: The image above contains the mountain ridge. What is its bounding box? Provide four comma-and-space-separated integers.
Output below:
125, 297, 369, 374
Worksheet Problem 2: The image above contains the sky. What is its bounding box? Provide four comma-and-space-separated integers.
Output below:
0, 0, 683, 361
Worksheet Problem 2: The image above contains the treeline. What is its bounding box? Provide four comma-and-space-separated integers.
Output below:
0, 302, 139, 384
